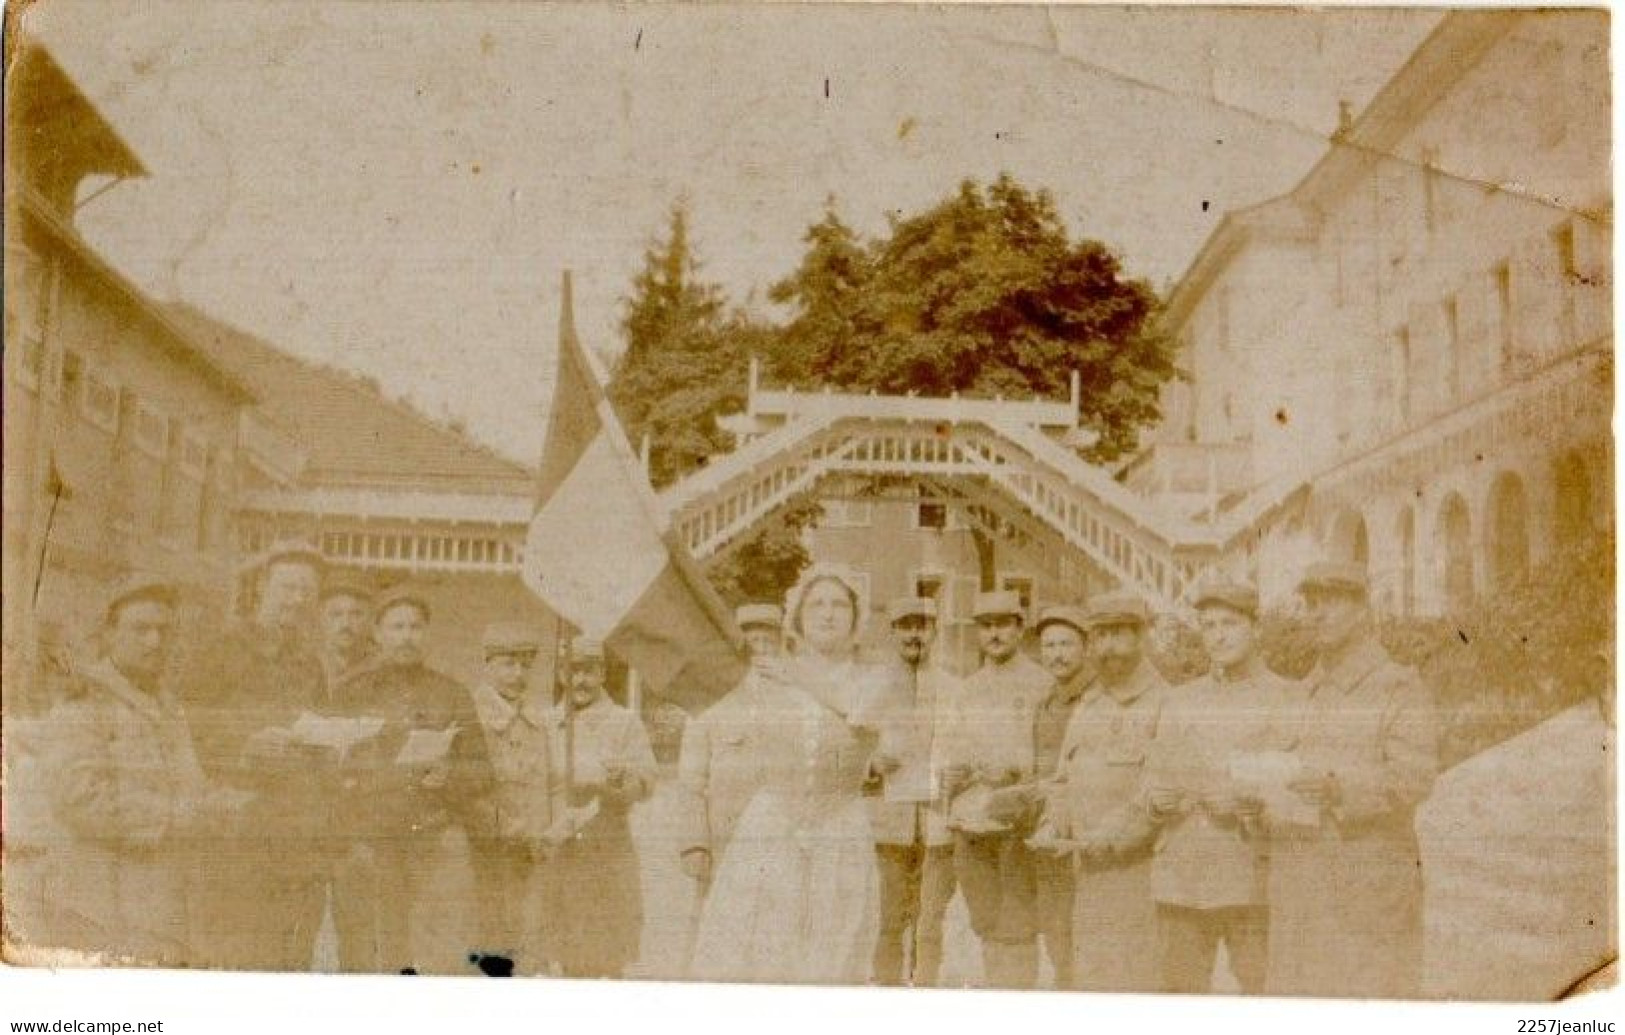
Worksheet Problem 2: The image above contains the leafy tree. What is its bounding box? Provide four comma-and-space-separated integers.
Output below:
769, 175, 1174, 463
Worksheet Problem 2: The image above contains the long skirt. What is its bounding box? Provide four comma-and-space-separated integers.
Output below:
689, 789, 880, 985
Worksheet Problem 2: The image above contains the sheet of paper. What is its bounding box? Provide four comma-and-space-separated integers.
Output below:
1229, 750, 1318, 827
289, 711, 386, 757
394, 725, 458, 767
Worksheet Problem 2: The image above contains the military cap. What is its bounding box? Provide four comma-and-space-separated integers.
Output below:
735, 603, 785, 631
887, 596, 939, 624
1297, 560, 1369, 598
1192, 578, 1260, 618
1085, 590, 1150, 630
971, 590, 1025, 621
571, 636, 607, 662
374, 585, 432, 622
482, 621, 541, 658
319, 574, 375, 604
1035, 605, 1089, 636
247, 538, 325, 575
104, 572, 179, 623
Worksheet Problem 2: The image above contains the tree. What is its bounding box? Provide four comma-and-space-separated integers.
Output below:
770, 174, 1175, 463
609, 202, 746, 489
607, 203, 813, 608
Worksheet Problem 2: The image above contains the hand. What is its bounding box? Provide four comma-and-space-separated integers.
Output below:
1234, 794, 1264, 820
941, 763, 974, 792
417, 762, 450, 792
680, 849, 712, 883
1288, 771, 1341, 808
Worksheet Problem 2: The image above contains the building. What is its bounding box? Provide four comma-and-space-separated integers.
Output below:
1135, 10, 1612, 613
3, 46, 265, 706
167, 305, 557, 688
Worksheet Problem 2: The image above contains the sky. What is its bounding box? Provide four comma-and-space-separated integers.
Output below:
25, 2, 1441, 464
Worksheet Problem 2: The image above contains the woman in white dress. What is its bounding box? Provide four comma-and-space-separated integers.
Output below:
689, 564, 888, 985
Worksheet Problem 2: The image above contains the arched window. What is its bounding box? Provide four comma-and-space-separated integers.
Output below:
1487, 473, 1530, 591
1553, 450, 1593, 546
1437, 493, 1474, 612
1328, 507, 1370, 566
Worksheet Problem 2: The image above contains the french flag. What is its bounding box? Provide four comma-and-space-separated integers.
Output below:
522, 272, 746, 711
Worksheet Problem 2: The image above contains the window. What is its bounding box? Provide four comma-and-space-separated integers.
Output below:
913, 571, 945, 601
1553, 220, 1578, 345
59, 350, 84, 408
914, 500, 948, 530
133, 402, 168, 458
80, 369, 119, 432
1422, 146, 1442, 234
1493, 260, 1514, 375
1443, 295, 1462, 403
999, 574, 1035, 622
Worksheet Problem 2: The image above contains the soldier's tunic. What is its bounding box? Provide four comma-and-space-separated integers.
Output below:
1052, 658, 1169, 993
539, 694, 657, 978
942, 652, 1052, 964
1145, 661, 1295, 993
675, 670, 810, 867
868, 660, 962, 987
176, 625, 329, 970
336, 660, 497, 973
467, 684, 555, 971
41, 659, 215, 966
1030, 670, 1087, 989
1265, 637, 1438, 999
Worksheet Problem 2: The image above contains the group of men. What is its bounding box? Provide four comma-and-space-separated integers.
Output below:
36, 535, 1439, 997
678, 562, 1438, 996
39, 540, 653, 978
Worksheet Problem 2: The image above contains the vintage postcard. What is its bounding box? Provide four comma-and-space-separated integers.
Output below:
1, 1, 1613, 1009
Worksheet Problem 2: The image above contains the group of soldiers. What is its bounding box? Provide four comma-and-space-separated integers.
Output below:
33, 535, 1439, 997
38, 540, 654, 979
679, 562, 1436, 996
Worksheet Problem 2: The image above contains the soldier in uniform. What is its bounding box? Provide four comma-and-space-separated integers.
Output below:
540, 637, 657, 978
335, 586, 497, 974
42, 575, 242, 966
176, 540, 330, 971
1144, 579, 1292, 994
466, 621, 553, 974
1050, 590, 1169, 993
1264, 561, 1438, 998
941, 590, 1053, 989
867, 596, 961, 988
1027, 604, 1091, 990
675, 603, 790, 893
317, 576, 376, 692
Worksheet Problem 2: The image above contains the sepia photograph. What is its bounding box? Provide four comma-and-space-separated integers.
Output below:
0, 0, 1615, 1018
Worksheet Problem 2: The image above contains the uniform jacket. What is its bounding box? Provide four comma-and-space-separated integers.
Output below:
42, 659, 215, 965
335, 660, 497, 841
675, 669, 809, 859
942, 651, 1053, 835
1265, 636, 1439, 998
1145, 661, 1297, 909
469, 684, 554, 843
868, 660, 962, 847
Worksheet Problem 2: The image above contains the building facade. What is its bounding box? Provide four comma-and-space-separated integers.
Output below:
1137, 10, 1612, 613
3, 47, 262, 708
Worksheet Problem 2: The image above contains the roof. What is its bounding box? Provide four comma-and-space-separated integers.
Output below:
164, 303, 535, 494
7, 45, 146, 181
1162, 11, 1518, 331
14, 188, 256, 403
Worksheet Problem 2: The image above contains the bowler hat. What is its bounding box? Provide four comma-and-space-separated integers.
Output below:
1085, 591, 1150, 630
735, 603, 785, 631
104, 572, 179, 623
1192, 578, 1260, 618
375, 586, 432, 622
482, 621, 540, 658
